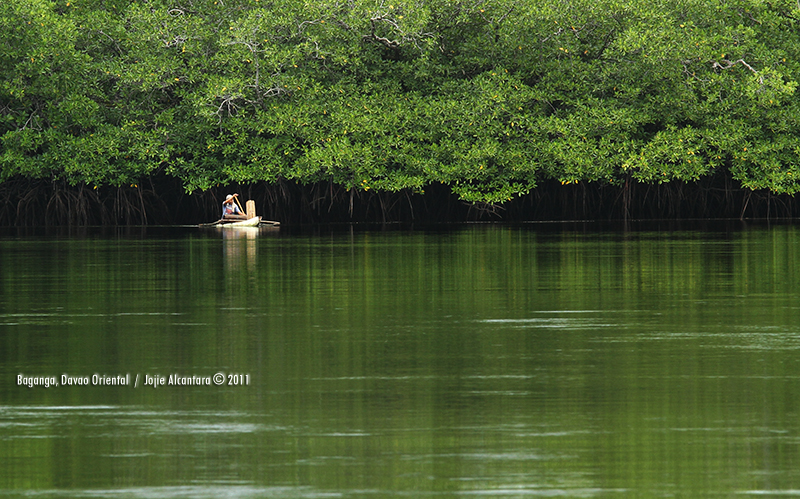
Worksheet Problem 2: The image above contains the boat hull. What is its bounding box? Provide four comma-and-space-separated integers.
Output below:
217, 216, 262, 227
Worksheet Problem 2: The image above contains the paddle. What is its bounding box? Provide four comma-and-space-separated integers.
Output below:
233, 194, 246, 216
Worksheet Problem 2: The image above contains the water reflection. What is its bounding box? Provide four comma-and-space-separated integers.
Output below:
0, 486, 338, 498
1, 224, 800, 497
221, 227, 259, 275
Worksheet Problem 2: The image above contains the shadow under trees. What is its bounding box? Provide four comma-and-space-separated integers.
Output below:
0, 170, 797, 226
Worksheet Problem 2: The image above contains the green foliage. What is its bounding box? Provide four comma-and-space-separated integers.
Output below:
3, 0, 800, 201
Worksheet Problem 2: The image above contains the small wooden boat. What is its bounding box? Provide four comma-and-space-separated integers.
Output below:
199, 216, 281, 228
217, 216, 262, 227
198, 197, 280, 227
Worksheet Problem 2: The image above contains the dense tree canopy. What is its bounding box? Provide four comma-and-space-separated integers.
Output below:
2, 0, 800, 206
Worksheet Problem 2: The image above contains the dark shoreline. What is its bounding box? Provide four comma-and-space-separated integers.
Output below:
1, 173, 798, 227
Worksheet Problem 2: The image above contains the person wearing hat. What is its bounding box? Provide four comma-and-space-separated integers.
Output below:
221, 193, 247, 220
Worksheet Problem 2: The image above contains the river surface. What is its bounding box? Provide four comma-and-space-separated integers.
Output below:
1, 222, 799, 498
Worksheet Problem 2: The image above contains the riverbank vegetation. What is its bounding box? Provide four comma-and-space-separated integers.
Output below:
2, 0, 800, 224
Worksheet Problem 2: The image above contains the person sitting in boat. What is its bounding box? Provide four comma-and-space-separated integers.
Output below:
222, 194, 247, 221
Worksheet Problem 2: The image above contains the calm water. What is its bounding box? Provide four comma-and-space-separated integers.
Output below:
1, 223, 800, 497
